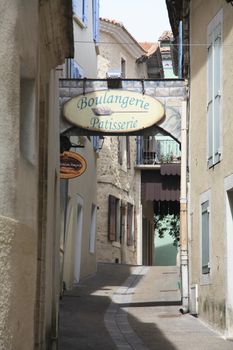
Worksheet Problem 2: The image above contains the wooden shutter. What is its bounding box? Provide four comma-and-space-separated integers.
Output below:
72, 0, 80, 17
127, 203, 133, 246
213, 25, 221, 164
207, 19, 221, 167
120, 203, 126, 243
108, 195, 116, 241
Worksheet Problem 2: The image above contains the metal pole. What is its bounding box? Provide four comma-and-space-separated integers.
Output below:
180, 100, 189, 313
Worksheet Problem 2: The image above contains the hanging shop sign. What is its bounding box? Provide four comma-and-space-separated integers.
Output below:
60, 151, 87, 179
63, 89, 165, 133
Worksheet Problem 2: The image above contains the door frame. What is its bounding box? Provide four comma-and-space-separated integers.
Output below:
224, 174, 233, 338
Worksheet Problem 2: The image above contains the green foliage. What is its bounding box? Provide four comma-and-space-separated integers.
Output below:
160, 153, 174, 163
154, 214, 180, 246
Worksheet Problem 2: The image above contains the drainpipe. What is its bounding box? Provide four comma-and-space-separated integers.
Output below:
179, 100, 189, 313
178, 20, 183, 79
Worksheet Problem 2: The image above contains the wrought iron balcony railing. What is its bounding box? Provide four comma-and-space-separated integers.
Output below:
136, 136, 181, 165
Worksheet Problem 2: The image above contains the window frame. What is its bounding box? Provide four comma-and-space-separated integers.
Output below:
199, 190, 212, 285
207, 9, 223, 168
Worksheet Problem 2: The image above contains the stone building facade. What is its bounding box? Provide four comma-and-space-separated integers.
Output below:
95, 19, 148, 264
59, 0, 100, 291
167, 0, 233, 337
96, 136, 141, 264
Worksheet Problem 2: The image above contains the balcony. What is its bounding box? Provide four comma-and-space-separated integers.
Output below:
136, 135, 181, 167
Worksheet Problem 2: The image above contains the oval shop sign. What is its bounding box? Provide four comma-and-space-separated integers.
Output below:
63, 89, 165, 133
60, 151, 87, 179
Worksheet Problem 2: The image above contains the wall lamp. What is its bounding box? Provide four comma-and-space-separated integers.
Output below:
226, 0, 233, 5
60, 135, 85, 153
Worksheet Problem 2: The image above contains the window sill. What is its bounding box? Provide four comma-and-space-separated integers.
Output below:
200, 273, 212, 285
208, 157, 221, 169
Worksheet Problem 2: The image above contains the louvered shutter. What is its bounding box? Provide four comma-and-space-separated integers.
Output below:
83, 0, 88, 25
127, 203, 133, 246
207, 16, 222, 167
213, 24, 221, 164
72, 0, 79, 16
108, 195, 116, 241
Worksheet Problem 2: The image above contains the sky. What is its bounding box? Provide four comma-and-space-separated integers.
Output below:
99, 0, 171, 43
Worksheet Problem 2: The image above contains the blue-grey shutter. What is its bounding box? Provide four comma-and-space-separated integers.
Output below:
72, 0, 78, 15
83, 0, 88, 25
71, 59, 75, 78
201, 201, 210, 274
73, 0, 82, 18
93, 0, 100, 42
207, 40, 213, 167
213, 25, 221, 164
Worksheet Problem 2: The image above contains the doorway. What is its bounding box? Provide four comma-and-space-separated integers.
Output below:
226, 187, 233, 337
74, 195, 84, 283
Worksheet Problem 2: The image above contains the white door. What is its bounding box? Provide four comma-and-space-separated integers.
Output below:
74, 195, 84, 284
226, 189, 233, 337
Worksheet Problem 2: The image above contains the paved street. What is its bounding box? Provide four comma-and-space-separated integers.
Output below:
59, 263, 233, 350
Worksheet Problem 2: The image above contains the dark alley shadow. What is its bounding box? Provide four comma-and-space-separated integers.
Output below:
119, 300, 182, 308
59, 262, 180, 350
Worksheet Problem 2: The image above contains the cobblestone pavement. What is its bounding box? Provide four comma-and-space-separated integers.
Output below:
59, 263, 233, 350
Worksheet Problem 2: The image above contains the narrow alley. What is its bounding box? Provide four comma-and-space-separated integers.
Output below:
59, 263, 233, 350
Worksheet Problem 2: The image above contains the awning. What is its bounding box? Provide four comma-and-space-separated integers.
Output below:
141, 169, 180, 201
160, 163, 180, 176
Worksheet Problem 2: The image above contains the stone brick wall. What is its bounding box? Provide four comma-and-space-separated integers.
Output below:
96, 136, 140, 264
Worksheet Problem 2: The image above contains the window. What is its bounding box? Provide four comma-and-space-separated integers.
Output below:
73, 0, 88, 26
121, 58, 126, 78
92, 0, 99, 42
66, 59, 84, 79
200, 190, 211, 283
207, 10, 222, 167
108, 196, 121, 242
